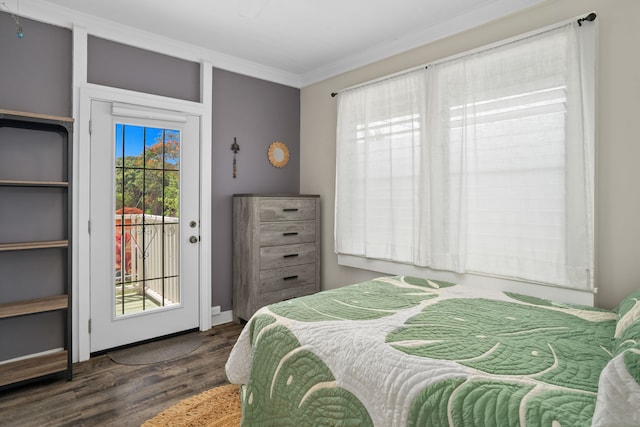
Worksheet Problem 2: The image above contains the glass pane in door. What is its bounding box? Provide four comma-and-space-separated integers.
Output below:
114, 124, 181, 317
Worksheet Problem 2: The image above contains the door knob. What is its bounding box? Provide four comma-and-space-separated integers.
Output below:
189, 236, 199, 243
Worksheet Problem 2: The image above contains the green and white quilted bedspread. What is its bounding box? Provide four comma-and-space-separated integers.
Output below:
225, 276, 640, 426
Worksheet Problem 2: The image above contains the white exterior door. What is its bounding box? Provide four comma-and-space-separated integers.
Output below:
89, 99, 200, 352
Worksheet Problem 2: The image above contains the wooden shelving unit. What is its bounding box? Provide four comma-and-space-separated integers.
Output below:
0, 109, 73, 389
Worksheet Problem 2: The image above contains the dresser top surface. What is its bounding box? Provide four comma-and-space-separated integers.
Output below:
233, 194, 319, 198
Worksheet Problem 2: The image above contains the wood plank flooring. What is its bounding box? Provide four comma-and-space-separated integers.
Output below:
0, 322, 244, 427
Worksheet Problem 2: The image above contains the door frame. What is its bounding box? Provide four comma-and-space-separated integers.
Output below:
76, 83, 212, 362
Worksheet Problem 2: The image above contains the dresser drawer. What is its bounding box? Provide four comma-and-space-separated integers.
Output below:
259, 264, 316, 293
260, 243, 316, 270
259, 221, 316, 247
258, 283, 318, 308
259, 199, 316, 222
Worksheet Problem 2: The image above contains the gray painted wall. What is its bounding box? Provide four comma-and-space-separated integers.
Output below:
0, 12, 72, 361
0, 12, 72, 116
211, 68, 300, 311
88, 36, 200, 102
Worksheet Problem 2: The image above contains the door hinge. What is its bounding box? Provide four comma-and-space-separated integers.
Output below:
88, 319, 92, 334
88, 119, 92, 135
88, 220, 91, 234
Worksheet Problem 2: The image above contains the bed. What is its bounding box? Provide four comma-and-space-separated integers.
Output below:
225, 276, 640, 426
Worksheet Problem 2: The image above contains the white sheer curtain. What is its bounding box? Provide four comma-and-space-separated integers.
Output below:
335, 22, 594, 291
335, 69, 428, 263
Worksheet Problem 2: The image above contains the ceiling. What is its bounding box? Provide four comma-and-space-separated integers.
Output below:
40, 0, 545, 86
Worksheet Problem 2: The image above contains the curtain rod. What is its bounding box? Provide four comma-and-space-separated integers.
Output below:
330, 11, 597, 98
330, 65, 428, 98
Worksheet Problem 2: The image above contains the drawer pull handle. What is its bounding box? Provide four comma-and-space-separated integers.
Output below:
283, 232, 299, 236
283, 275, 299, 281
283, 208, 299, 212
283, 254, 299, 258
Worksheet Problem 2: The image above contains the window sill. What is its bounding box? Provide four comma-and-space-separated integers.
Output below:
337, 254, 595, 306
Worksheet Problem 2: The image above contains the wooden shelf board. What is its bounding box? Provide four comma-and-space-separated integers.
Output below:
0, 240, 68, 251
0, 351, 68, 387
0, 180, 68, 187
0, 295, 68, 318
0, 109, 73, 123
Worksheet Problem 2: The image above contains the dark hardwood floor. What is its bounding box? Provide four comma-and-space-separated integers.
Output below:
0, 322, 244, 427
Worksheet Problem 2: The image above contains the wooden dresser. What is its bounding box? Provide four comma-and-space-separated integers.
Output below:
232, 194, 320, 322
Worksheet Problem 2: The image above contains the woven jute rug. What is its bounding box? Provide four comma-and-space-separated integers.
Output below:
142, 383, 241, 427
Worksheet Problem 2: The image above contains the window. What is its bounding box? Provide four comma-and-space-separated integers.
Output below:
114, 124, 181, 316
335, 21, 595, 291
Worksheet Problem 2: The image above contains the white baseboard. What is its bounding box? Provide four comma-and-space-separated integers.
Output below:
211, 309, 234, 326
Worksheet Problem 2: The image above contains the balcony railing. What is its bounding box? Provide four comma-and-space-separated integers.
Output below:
115, 213, 180, 311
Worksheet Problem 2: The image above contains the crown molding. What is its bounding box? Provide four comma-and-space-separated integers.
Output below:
299, 0, 547, 86
12, 0, 302, 88
10, 0, 546, 88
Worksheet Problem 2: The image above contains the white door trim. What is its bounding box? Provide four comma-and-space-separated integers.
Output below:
76, 84, 211, 362
199, 62, 213, 332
